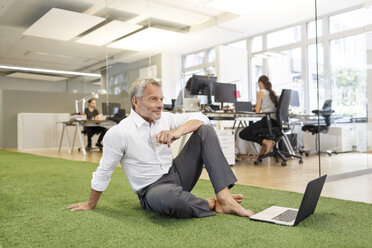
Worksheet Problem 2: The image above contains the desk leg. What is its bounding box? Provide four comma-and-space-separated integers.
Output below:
58, 124, 65, 152
63, 124, 72, 154
76, 122, 86, 156
71, 124, 77, 153
282, 133, 295, 156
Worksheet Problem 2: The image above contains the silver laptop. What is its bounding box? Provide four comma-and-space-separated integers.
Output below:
250, 175, 327, 226
183, 98, 200, 112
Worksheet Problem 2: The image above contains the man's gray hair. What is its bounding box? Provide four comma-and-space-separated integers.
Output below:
129, 78, 162, 108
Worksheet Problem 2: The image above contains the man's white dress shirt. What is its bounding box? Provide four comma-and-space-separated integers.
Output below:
91, 110, 209, 193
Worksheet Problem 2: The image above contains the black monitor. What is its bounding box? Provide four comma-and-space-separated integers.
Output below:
190, 75, 217, 104
102, 102, 121, 116
214, 82, 237, 109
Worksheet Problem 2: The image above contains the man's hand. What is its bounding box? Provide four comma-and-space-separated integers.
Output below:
68, 189, 102, 211
67, 202, 95, 211
156, 129, 182, 147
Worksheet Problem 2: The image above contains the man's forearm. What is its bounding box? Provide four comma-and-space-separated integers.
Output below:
177, 120, 204, 136
88, 188, 102, 208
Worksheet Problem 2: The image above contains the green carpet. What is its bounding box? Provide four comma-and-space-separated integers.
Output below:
0, 150, 371, 248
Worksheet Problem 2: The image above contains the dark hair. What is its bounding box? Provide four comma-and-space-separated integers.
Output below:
185, 77, 192, 90
87, 98, 96, 104
258, 75, 278, 107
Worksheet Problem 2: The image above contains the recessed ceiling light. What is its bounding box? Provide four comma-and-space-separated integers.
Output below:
23, 8, 105, 41
0, 65, 101, 78
6, 72, 67, 82
108, 27, 183, 51
76, 20, 143, 46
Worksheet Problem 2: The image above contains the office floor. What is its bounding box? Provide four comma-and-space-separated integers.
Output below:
9, 148, 372, 204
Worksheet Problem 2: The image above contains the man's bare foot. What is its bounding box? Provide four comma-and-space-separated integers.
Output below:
215, 198, 254, 217
206, 198, 216, 210
215, 189, 254, 217
231, 194, 244, 204
207, 194, 242, 210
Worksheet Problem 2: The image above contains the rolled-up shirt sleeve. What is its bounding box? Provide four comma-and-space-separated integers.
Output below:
91, 126, 126, 192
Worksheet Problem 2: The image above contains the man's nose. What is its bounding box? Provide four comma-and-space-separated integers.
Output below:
156, 99, 163, 108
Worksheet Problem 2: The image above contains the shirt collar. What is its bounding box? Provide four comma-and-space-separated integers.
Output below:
129, 109, 159, 128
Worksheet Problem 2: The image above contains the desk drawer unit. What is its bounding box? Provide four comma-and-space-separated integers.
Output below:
216, 130, 235, 165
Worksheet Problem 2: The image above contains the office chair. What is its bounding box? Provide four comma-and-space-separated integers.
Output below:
300, 99, 334, 156
253, 89, 303, 166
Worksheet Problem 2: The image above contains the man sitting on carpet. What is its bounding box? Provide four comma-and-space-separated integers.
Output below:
68, 78, 254, 218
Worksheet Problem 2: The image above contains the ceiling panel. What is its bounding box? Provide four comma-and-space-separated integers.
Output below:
108, 27, 183, 51
23, 8, 105, 41
76, 20, 143, 46
109, 0, 212, 26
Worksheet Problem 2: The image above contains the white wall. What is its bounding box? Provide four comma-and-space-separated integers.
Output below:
161, 52, 182, 104
216, 45, 249, 101
0, 75, 67, 92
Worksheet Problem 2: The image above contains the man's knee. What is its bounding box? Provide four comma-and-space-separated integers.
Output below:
196, 124, 215, 137
146, 185, 190, 217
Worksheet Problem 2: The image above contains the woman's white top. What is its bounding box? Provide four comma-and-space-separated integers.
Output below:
260, 89, 276, 119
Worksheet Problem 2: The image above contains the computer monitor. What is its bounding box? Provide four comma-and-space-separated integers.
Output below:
190, 75, 217, 104
102, 102, 121, 116
290, 91, 300, 107
214, 82, 237, 109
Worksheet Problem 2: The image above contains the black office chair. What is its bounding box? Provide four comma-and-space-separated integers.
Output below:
253, 89, 303, 166
300, 100, 334, 156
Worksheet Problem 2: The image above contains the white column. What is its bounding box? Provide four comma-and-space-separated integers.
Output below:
367, 1, 372, 151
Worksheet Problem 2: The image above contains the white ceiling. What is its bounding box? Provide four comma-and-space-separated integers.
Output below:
0, 0, 364, 77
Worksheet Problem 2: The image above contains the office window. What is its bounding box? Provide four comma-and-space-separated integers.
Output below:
227, 40, 247, 50
330, 34, 367, 117
251, 35, 263, 52
268, 48, 303, 110
307, 20, 323, 39
184, 51, 205, 68
329, 8, 366, 33
206, 65, 216, 75
207, 48, 215, 63
307, 43, 325, 112
267, 25, 301, 48
250, 55, 264, 103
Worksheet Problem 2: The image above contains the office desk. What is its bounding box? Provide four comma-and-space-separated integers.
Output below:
203, 112, 265, 160
58, 120, 115, 156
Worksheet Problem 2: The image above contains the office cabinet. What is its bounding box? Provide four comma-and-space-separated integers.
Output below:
304, 126, 352, 152
216, 129, 235, 165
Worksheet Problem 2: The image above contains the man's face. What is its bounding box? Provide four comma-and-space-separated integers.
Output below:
133, 84, 164, 123
88, 100, 96, 108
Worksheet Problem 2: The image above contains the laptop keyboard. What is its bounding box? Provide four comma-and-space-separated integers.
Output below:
272, 209, 298, 222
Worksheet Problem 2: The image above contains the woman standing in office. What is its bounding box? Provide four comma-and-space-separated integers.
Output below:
239, 75, 278, 158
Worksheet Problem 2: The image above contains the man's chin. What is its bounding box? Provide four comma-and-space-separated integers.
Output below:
152, 112, 162, 120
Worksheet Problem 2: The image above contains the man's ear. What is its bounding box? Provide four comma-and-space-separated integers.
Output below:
132, 96, 138, 110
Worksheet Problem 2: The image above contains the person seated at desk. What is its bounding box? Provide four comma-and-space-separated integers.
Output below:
239, 75, 278, 158
84, 98, 107, 150
173, 77, 197, 111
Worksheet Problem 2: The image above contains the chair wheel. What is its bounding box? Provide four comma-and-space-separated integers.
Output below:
305, 152, 309, 157
281, 161, 286, 166
254, 160, 260, 165
299, 160, 303, 164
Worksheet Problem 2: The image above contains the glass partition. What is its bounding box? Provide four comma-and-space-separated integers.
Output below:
317, 1, 371, 179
